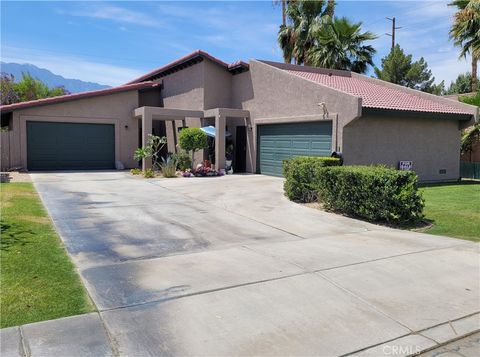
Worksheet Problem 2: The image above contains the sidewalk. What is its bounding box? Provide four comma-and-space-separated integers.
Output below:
2, 312, 478, 356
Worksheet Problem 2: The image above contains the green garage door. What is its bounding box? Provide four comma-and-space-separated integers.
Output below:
258, 121, 332, 176
27, 121, 115, 170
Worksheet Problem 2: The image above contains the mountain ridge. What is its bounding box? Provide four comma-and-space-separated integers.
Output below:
1, 62, 111, 93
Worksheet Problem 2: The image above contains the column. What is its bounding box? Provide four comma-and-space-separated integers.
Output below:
142, 109, 152, 170
215, 114, 226, 170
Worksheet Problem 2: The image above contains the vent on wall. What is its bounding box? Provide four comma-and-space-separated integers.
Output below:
439, 169, 447, 174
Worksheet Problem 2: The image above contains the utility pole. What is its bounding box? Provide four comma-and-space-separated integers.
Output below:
385, 17, 402, 50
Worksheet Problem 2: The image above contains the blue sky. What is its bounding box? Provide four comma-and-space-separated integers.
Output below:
1, 0, 469, 87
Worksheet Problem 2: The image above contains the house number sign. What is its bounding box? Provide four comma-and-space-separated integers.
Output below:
399, 161, 413, 170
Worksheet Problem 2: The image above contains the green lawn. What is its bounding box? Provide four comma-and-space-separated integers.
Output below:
0, 183, 94, 328
418, 181, 480, 242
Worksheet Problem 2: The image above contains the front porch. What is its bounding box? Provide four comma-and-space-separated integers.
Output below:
133, 106, 251, 172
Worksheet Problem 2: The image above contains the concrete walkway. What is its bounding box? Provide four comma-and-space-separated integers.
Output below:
2, 172, 479, 356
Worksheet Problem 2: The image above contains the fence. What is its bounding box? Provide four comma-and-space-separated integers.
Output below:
460, 161, 480, 180
0, 130, 14, 171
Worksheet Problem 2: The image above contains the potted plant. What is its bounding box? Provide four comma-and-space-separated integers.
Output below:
225, 144, 234, 173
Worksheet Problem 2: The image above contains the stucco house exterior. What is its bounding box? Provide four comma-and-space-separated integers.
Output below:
1, 50, 477, 181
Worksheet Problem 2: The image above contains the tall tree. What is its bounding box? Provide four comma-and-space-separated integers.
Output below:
449, 0, 480, 91
0, 72, 68, 104
307, 17, 377, 73
374, 45, 437, 92
447, 72, 478, 94
0, 73, 19, 105
13, 73, 68, 102
278, 0, 336, 65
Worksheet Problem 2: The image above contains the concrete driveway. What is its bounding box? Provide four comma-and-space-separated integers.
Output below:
28, 172, 479, 356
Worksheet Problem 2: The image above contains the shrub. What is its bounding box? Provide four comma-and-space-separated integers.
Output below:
283, 160, 424, 224
178, 128, 208, 168
143, 168, 155, 178
315, 166, 424, 223
130, 168, 142, 175
283, 156, 341, 202
170, 151, 192, 171
159, 156, 177, 178
133, 134, 167, 169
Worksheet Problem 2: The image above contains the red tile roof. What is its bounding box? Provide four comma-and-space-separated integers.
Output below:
0, 81, 158, 113
286, 69, 471, 115
126, 50, 249, 84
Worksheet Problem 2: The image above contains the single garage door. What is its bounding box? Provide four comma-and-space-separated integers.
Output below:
258, 121, 332, 176
27, 121, 115, 170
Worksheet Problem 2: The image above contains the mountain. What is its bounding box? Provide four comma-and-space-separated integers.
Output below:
0, 62, 111, 93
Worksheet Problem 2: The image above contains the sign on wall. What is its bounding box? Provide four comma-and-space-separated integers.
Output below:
399, 161, 413, 171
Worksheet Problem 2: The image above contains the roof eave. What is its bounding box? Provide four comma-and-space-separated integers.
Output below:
0, 81, 158, 114
126, 50, 249, 84
362, 107, 473, 121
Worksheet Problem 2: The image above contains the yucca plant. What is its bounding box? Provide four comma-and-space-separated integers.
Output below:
160, 156, 177, 178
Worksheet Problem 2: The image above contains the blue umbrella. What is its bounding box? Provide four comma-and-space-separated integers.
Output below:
200, 126, 232, 138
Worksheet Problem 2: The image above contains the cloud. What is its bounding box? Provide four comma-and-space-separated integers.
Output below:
156, 3, 278, 48
57, 4, 163, 28
1, 45, 144, 86
398, 0, 454, 19
429, 56, 470, 85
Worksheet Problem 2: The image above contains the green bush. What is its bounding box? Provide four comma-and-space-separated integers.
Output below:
170, 151, 192, 171
178, 128, 208, 168
143, 168, 155, 178
316, 166, 424, 223
283, 156, 341, 202
284, 159, 424, 224
130, 168, 142, 175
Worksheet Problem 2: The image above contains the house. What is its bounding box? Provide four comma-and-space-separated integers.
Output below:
1, 50, 477, 181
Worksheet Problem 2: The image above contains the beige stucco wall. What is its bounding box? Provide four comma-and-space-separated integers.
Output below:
160, 58, 233, 111
8, 90, 140, 170
343, 115, 461, 182
231, 60, 362, 172
203, 59, 232, 109
161, 62, 204, 110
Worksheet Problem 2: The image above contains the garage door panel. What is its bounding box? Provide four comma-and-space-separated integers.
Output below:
27, 121, 115, 171
258, 122, 332, 176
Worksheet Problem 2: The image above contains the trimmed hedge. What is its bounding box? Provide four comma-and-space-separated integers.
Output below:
283, 159, 424, 224
283, 156, 341, 202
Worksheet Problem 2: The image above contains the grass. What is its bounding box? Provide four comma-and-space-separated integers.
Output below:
417, 181, 480, 242
0, 183, 94, 328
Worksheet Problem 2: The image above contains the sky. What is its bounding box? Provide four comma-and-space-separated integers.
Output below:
0, 0, 470, 87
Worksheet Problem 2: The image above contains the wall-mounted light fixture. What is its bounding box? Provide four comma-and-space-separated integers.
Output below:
318, 102, 329, 119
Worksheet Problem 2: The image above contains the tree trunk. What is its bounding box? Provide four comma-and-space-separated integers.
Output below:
472, 54, 478, 92
282, 0, 286, 26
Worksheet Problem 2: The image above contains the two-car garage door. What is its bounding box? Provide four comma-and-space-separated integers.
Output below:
258, 121, 332, 176
27, 121, 115, 170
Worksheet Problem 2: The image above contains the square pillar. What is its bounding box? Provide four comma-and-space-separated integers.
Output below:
215, 114, 226, 170
165, 120, 176, 153
142, 109, 153, 170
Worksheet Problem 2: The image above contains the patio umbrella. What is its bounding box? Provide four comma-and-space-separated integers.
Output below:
200, 126, 232, 138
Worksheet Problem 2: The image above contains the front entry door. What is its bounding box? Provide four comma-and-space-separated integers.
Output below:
235, 126, 247, 172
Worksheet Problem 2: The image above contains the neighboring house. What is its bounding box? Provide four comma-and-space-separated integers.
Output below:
0, 50, 477, 181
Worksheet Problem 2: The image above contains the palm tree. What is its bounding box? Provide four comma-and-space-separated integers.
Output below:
449, 0, 480, 91
278, 1, 336, 65
306, 17, 377, 73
